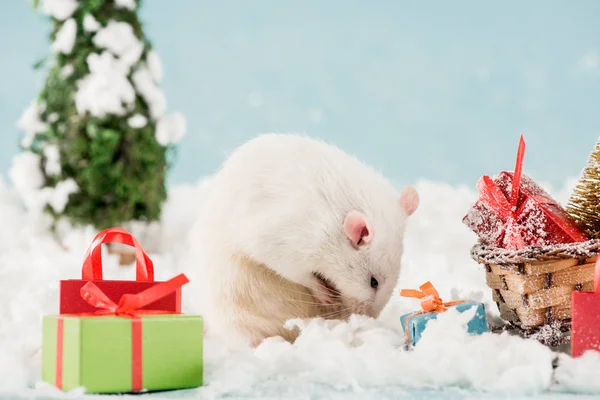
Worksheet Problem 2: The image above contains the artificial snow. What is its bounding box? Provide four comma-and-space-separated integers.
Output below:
0, 174, 599, 398
43, 145, 61, 176
16, 102, 47, 148
8, 152, 44, 194
7, 152, 79, 215
39, 0, 78, 21
92, 20, 144, 69
115, 0, 137, 11
6, 151, 62, 215
147, 50, 163, 82
132, 65, 167, 119
75, 51, 136, 118
554, 351, 600, 393
60, 64, 74, 79
127, 113, 148, 128
43, 178, 79, 213
51, 18, 76, 55
47, 113, 59, 123
156, 112, 186, 146
83, 14, 101, 33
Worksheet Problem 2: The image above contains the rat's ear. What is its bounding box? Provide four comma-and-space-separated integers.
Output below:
343, 210, 373, 248
399, 185, 419, 216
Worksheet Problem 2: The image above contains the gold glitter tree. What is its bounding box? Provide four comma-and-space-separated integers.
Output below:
566, 138, 600, 239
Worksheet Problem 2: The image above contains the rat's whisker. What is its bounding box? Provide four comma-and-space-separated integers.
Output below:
281, 297, 343, 307
319, 306, 354, 319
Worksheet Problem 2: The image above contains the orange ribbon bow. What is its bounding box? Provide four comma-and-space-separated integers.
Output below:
399, 281, 466, 344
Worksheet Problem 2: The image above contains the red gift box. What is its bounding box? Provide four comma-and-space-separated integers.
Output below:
463, 136, 587, 249
572, 256, 600, 357
59, 227, 181, 314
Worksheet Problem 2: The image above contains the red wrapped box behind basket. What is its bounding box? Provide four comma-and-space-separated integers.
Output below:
59, 227, 181, 314
572, 256, 600, 357
462, 136, 587, 250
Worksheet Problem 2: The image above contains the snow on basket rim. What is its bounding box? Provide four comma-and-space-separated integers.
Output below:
470, 239, 600, 264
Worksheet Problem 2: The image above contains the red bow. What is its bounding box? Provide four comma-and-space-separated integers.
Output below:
476, 135, 527, 249
79, 273, 189, 316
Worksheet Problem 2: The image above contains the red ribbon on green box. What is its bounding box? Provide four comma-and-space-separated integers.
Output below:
55, 273, 189, 392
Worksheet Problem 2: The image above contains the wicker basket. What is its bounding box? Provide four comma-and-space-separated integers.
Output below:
471, 239, 600, 346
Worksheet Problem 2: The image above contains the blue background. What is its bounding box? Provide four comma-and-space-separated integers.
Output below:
2, 0, 600, 189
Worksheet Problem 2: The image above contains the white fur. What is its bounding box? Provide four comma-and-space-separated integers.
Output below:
191, 133, 418, 348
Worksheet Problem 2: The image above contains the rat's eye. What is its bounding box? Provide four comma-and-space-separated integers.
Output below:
370, 276, 379, 289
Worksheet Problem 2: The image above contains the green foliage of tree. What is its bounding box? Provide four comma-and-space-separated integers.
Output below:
20, 0, 174, 231
567, 138, 600, 239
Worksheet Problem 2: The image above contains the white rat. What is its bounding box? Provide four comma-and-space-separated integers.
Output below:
192, 133, 419, 348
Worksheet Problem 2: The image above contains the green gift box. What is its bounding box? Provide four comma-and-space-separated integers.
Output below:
41, 273, 204, 394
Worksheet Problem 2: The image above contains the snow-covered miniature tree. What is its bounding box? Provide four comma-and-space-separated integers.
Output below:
566, 137, 600, 239
10, 0, 186, 232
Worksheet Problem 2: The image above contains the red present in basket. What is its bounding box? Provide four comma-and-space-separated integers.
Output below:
59, 227, 181, 314
463, 136, 588, 249
572, 256, 600, 357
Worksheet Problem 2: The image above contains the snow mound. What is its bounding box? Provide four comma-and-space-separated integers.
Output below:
0, 177, 599, 398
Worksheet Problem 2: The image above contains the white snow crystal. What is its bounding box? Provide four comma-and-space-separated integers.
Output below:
92, 20, 143, 69
43, 145, 61, 176
83, 14, 101, 32
75, 51, 136, 118
115, 0, 137, 11
132, 65, 167, 119
16, 102, 47, 148
156, 112, 186, 146
50, 18, 76, 55
146, 50, 163, 82
40, 0, 78, 21
127, 114, 148, 128
44, 179, 78, 213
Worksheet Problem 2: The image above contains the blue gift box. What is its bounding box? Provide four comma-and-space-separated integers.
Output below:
400, 300, 488, 347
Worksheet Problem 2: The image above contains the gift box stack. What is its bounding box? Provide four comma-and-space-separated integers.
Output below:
42, 228, 204, 394
463, 136, 588, 251
464, 135, 600, 347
